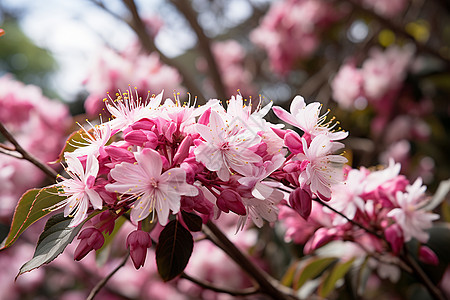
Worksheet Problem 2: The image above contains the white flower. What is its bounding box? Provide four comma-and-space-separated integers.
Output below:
273, 95, 348, 140
106, 148, 198, 225
106, 89, 163, 131
297, 134, 347, 200
387, 178, 439, 243
194, 110, 262, 181
54, 154, 103, 227
72, 122, 111, 158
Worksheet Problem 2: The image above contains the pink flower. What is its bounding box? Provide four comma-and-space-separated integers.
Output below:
72, 122, 111, 158
273, 95, 348, 141
54, 154, 103, 227
106, 148, 198, 225
331, 63, 364, 110
74, 227, 104, 261
387, 178, 439, 242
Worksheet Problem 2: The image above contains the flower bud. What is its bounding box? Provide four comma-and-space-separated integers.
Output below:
284, 130, 304, 154
384, 224, 403, 254
419, 245, 439, 266
289, 187, 312, 220
74, 228, 104, 261
173, 135, 192, 166
127, 230, 152, 269
216, 190, 246, 215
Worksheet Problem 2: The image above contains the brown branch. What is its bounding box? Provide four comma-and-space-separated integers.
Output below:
121, 0, 206, 101
204, 221, 298, 300
402, 252, 446, 300
343, 0, 450, 68
0, 122, 58, 180
180, 272, 260, 296
170, 0, 227, 100
86, 253, 130, 300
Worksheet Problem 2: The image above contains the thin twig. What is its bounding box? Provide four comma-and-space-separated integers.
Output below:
313, 198, 384, 240
180, 272, 260, 296
402, 251, 446, 300
86, 253, 130, 300
0, 122, 58, 180
121, 0, 206, 101
170, 0, 227, 100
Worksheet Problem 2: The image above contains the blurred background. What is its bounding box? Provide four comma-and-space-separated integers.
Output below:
0, 0, 449, 299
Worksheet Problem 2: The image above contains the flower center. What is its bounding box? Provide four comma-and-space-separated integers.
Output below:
221, 142, 230, 151
149, 177, 158, 188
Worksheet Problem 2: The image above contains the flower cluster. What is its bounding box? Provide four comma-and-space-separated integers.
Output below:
53, 89, 347, 267
279, 159, 440, 281
0, 75, 70, 220
250, 0, 343, 75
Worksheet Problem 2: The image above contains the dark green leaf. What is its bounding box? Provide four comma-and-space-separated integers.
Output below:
156, 219, 193, 281
1, 186, 65, 250
17, 213, 82, 278
319, 258, 355, 297
181, 211, 203, 232
293, 257, 337, 290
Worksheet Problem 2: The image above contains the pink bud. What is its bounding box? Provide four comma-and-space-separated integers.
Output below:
173, 135, 192, 166
271, 127, 286, 139
289, 187, 312, 220
385, 224, 404, 254
131, 118, 155, 131
198, 108, 211, 125
304, 228, 336, 254
74, 228, 104, 261
284, 130, 304, 154
105, 146, 135, 163
127, 230, 152, 269
419, 245, 439, 266
216, 190, 246, 215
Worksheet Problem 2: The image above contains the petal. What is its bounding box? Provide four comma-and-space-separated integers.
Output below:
86, 189, 103, 210
136, 148, 162, 179
130, 195, 152, 223
272, 106, 299, 128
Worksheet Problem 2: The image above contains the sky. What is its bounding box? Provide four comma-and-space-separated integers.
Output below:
0, 0, 255, 101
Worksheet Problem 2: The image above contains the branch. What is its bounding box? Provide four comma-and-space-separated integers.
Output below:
204, 221, 298, 300
170, 0, 227, 100
0, 122, 58, 180
180, 272, 260, 296
121, 0, 206, 101
343, 0, 450, 68
86, 253, 130, 300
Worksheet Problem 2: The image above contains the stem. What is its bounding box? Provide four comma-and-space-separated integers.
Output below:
204, 221, 297, 300
170, 0, 227, 100
313, 198, 384, 240
86, 253, 130, 300
180, 272, 260, 296
402, 252, 446, 300
0, 122, 58, 180
121, 0, 206, 101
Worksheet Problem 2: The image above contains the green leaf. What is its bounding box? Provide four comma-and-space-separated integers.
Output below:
17, 213, 83, 278
181, 211, 203, 232
53, 128, 89, 163
156, 219, 193, 281
319, 258, 356, 297
1, 186, 65, 250
281, 261, 300, 287
293, 257, 337, 290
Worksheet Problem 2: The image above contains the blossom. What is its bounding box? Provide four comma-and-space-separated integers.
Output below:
194, 110, 262, 181
387, 178, 439, 243
273, 95, 348, 141
54, 154, 103, 227
72, 122, 111, 158
106, 148, 198, 225
296, 134, 347, 200
105, 88, 163, 131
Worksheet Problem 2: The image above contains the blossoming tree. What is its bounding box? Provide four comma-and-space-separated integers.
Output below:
0, 0, 450, 299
